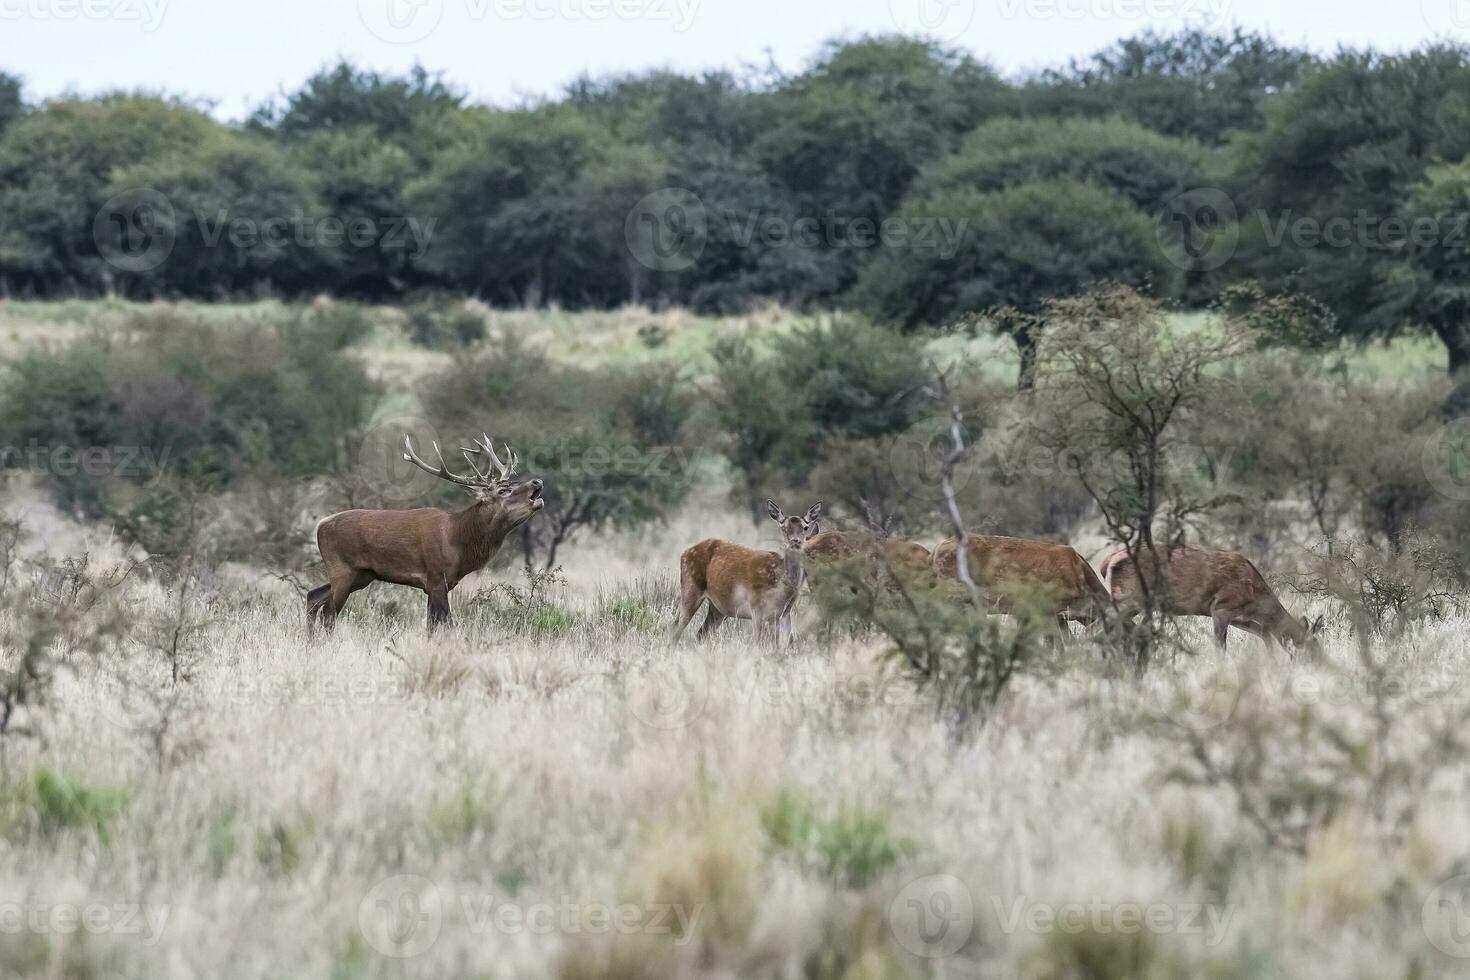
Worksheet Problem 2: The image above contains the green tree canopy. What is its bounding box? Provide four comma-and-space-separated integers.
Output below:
0, 95, 218, 292
920, 115, 1208, 213
854, 179, 1178, 384
408, 106, 648, 307
250, 62, 462, 141
1236, 45, 1470, 373
1026, 28, 1316, 143
105, 129, 325, 296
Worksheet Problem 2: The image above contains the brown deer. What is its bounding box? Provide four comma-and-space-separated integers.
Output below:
307, 434, 544, 633
931, 533, 1115, 634
670, 499, 822, 644
1099, 546, 1324, 649
803, 529, 933, 576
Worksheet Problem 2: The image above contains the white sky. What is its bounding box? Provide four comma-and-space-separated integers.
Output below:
0, 0, 1465, 121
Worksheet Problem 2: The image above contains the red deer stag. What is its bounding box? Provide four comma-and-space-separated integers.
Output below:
1099, 546, 1324, 649
307, 434, 544, 633
670, 499, 822, 644
931, 534, 1115, 635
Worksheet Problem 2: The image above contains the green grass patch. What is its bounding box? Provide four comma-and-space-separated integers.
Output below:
0, 768, 132, 844
760, 789, 914, 888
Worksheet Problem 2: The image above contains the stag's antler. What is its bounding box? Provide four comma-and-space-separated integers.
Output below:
403, 434, 511, 489
460, 432, 517, 481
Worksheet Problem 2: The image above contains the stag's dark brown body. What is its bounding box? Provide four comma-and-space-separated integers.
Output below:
307, 435, 543, 632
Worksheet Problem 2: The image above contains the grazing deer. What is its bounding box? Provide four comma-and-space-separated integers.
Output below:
307, 434, 544, 633
1100, 546, 1324, 649
931, 533, 1115, 634
670, 499, 822, 644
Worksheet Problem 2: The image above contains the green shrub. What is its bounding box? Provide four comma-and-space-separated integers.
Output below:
14, 768, 131, 841
0, 308, 379, 537
760, 789, 913, 888
472, 568, 582, 638
599, 596, 661, 635
710, 316, 932, 496
405, 302, 486, 349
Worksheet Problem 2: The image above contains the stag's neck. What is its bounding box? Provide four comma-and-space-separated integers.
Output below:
449, 504, 517, 577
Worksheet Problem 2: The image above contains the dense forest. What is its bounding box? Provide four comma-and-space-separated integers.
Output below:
4, 30, 1470, 374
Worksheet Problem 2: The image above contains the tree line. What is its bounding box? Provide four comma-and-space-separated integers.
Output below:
4, 30, 1470, 375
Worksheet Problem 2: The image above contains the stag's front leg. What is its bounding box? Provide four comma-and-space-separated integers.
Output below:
426, 584, 452, 631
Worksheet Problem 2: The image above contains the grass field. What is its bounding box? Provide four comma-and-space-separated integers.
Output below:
2, 300, 1469, 979
1, 486, 1469, 979
0, 299, 1450, 390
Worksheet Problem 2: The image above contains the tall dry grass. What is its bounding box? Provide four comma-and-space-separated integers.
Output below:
2, 497, 1470, 979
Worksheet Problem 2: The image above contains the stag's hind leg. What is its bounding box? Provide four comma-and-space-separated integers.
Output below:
306, 584, 332, 635
320, 568, 373, 632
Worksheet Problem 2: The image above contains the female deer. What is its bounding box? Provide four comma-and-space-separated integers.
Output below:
670, 500, 823, 645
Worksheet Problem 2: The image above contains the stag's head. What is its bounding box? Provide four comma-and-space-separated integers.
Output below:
766, 499, 822, 550
403, 433, 545, 528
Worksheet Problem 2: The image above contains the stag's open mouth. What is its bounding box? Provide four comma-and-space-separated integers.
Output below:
529, 484, 545, 510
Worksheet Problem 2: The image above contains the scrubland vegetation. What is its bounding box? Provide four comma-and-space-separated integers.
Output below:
2, 294, 1470, 977
6, 13, 1470, 978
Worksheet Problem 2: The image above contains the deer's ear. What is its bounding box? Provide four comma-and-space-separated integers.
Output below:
804, 501, 824, 523
765, 499, 784, 522
1311, 614, 1325, 634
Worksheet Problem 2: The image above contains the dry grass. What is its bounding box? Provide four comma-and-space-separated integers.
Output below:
1, 498, 1469, 980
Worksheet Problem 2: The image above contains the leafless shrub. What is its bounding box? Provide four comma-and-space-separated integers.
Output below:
1155, 639, 1470, 856
1296, 531, 1464, 637
812, 366, 1046, 737
1026, 286, 1259, 665
0, 545, 132, 768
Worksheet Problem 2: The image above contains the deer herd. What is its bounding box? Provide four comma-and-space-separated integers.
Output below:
307, 432, 1324, 652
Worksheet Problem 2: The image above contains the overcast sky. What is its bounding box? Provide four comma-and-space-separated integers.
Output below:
2, 0, 1465, 120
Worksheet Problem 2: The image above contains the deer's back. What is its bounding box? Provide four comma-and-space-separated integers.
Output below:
1103, 546, 1275, 615
680, 538, 792, 616
805, 530, 930, 573
933, 534, 1101, 606
803, 530, 870, 563
883, 538, 932, 573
